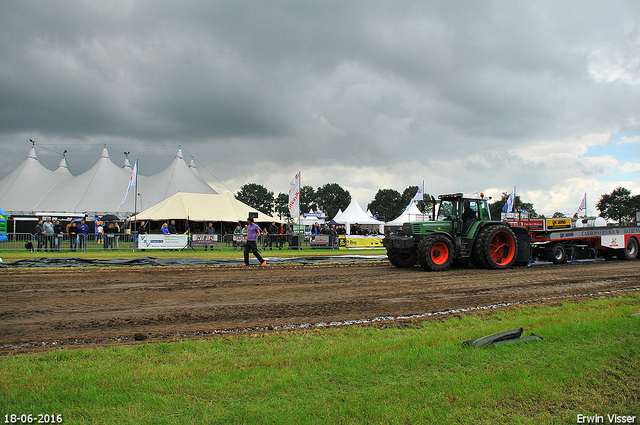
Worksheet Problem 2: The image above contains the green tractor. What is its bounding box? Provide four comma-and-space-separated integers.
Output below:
383, 193, 529, 271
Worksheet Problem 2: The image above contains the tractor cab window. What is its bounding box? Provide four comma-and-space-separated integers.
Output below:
462, 201, 478, 221
479, 200, 491, 220
437, 200, 457, 221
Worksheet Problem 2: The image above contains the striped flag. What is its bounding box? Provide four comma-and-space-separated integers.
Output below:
502, 188, 515, 213
575, 194, 586, 217
288, 171, 300, 218
121, 160, 137, 205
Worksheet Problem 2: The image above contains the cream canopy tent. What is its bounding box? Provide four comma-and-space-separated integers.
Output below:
386, 201, 430, 226
332, 196, 384, 234
132, 192, 280, 224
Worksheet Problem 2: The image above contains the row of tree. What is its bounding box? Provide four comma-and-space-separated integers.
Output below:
235, 183, 429, 221
235, 183, 640, 224
491, 187, 640, 224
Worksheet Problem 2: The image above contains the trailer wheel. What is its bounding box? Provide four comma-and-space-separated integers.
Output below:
546, 243, 567, 264
616, 237, 639, 261
417, 234, 454, 271
387, 248, 418, 268
472, 225, 518, 269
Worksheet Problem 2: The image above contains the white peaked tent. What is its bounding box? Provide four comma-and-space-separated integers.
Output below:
132, 192, 280, 223
34, 146, 136, 215
54, 155, 72, 177
1, 144, 228, 217
0, 145, 71, 214
332, 196, 384, 234
140, 148, 217, 212
386, 202, 430, 226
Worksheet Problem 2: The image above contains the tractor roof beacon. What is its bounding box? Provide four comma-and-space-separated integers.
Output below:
383, 192, 530, 271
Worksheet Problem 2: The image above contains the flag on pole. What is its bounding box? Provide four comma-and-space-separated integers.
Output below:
502, 188, 515, 213
121, 160, 137, 205
288, 171, 300, 218
405, 181, 424, 211
575, 194, 586, 217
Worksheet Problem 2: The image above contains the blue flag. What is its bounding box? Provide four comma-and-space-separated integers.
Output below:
502, 189, 515, 213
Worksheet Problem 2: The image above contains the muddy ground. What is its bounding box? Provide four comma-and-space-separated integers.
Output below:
1, 260, 639, 354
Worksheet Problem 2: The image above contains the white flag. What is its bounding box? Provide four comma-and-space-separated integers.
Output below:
288, 171, 300, 218
405, 181, 424, 211
121, 160, 137, 205
575, 194, 586, 217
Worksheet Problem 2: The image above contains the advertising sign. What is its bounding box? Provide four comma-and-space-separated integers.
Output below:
233, 235, 247, 244
310, 234, 331, 247
546, 218, 571, 230
191, 234, 219, 246
339, 235, 384, 249
601, 235, 622, 248
138, 234, 188, 250
505, 219, 544, 231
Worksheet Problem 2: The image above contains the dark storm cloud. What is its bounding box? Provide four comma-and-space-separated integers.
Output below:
1, 1, 639, 214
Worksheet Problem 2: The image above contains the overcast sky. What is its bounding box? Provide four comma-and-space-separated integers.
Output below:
1, 1, 639, 217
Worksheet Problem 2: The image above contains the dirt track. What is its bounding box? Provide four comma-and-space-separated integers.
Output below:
1, 261, 639, 353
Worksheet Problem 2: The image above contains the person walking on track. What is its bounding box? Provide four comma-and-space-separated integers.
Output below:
243, 217, 266, 266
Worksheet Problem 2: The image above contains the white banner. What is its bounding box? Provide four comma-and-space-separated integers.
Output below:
138, 234, 188, 249
288, 171, 300, 218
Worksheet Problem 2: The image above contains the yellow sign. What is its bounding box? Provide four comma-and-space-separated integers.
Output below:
546, 218, 571, 230
338, 235, 384, 249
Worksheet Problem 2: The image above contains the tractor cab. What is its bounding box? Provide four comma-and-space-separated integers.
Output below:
437, 193, 491, 236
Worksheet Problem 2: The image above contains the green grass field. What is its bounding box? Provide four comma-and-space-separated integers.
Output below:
1, 294, 638, 424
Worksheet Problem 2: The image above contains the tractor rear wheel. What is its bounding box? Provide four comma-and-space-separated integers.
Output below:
417, 234, 454, 271
472, 225, 518, 269
387, 248, 418, 268
616, 237, 639, 260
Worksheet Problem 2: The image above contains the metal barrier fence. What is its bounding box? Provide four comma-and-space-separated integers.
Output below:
0, 232, 329, 251
0, 233, 136, 252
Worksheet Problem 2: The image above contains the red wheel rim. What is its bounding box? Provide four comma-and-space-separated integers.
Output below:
489, 231, 515, 265
431, 242, 449, 265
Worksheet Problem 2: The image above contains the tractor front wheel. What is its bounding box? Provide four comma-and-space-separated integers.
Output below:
417, 234, 454, 271
472, 225, 518, 269
387, 248, 418, 268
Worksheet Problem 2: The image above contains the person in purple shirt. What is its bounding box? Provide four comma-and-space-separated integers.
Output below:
243, 217, 266, 266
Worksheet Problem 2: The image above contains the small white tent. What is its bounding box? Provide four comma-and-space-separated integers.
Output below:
132, 192, 280, 224
386, 202, 430, 226
332, 196, 384, 234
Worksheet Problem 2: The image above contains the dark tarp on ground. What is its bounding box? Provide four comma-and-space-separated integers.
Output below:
0, 255, 388, 268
